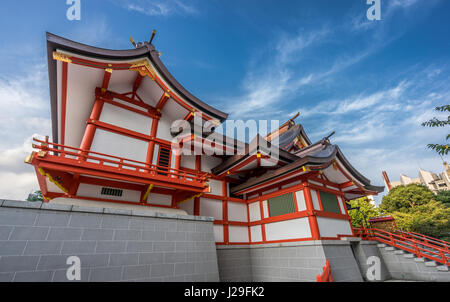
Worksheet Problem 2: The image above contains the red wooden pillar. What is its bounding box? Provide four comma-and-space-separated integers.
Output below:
303, 182, 321, 240
79, 98, 104, 156
146, 116, 160, 169
259, 193, 267, 243
193, 155, 202, 216
222, 180, 229, 244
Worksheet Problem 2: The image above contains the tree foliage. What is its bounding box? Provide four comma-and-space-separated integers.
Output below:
379, 184, 450, 240
421, 105, 450, 155
379, 184, 434, 213
434, 190, 450, 206
26, 190, 43, 202
347, 197, 380, 228
390, 200, 450, 241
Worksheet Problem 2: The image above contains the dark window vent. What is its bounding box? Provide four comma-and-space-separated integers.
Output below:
101, 187, 123, 197
157, 147, 171, 175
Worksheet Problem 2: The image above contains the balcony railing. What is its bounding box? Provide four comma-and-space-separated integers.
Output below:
31, 137, 208, 186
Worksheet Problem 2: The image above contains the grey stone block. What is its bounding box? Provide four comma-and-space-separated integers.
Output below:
61, 240, 96, 254
0, 256, 39, 272
126, 241, 153, 253
69, 213, 102, 228
71, 206, 103, 214
35, 212, 70, 227
153, 241, 175, 252
41, 203, 73, 211
38, 255, 75, 270
47, 228, 82, 240
95, 241, 126, 253
101, 215, 130, 229
122, 265, 151, 280
14, 270, 54, 282
78, 254, 110, 268
52, 268, 90, 282
0, 240, 27, 255
3, 200, 42, 209
82, 228, 114, 240
9, 226, 49, 240
139, 252, 164, 264
175, 262, 195, 275
129, 217, 155, 230
151, 263, 174, 277
23, 241, 62, 255
0, 209, 37, 226
0, 226, 13, 240
90, 267, 123, 282
164, 252, 186, 263
114, 229, 141, 241
166, 231, 186, 241
109, 253, 139, 266
0, 272, 14, 282
141, 230, 165, 241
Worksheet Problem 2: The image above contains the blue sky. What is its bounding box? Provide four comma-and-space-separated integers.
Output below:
0, 0, 449, 204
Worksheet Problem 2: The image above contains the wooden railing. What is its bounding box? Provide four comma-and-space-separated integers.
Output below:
354, 228, 449, 265
316, 259, 333, 282
32, 138, 208, 185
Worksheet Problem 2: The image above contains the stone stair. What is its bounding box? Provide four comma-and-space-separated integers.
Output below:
376, 243, 449, 281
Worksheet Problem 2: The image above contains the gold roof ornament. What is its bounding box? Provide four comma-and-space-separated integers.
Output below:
53, 51, 72, 63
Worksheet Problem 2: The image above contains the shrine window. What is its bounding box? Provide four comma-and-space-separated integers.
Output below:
268, 193, 296, 217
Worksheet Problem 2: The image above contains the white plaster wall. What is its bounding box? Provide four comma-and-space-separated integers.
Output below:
281, 180, 302, 189
295, 190, 307, 211
317, 217, 353, 238
76, 183, 141, 202
199, 198, 223, 220
214, 225, 224, 242
180, 155, 196, 170
265, 217, 311, 241
308, 180, 323, 187
156, 112, 174, 142
228, 202, 248, 222
248, 202, 261, 222
152, 144, 160, 165
262, 188, 278, 195
90, 129, 148, 163
337, 196, 346, 214
228, 226, 249, 243
250, 225, 262, 242
45, 178, 66, 194
209, 179, 223, 196
146, 192, 172, 206
201, 156, 222, 173
99, 102, 153, 135
310, 189, 321, 210
262, 200, 269, 218
137, 76, 164, 107
178, 198, 194, 215
65, 64, 104, 148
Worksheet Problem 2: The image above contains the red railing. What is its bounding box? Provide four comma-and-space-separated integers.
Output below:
354, 228, 449, 265
398, 230, 450, 251
31, 138, 208, 185
316, 259, 333, 282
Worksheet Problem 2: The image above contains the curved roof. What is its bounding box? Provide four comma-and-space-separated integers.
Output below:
46, 32, 229, 143
230, 140, 384, 195
277, 124, 312, 149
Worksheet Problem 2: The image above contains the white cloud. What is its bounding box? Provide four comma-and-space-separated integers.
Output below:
0, 64, 50, 200
115, 0, 199, 17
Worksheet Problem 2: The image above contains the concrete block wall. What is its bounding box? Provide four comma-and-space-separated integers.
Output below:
351, 240, 391, 281
216, 241, 363, 282
0, 200, 219, 282
377, 244, 450, 282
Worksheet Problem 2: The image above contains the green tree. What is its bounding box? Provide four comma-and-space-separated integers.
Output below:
27, 190, 43, 202
421, 105, 450, 155
435, 190, 450, 206
347, 197, 380, 228
391, 200, 450, 241
379, 184, 434, 213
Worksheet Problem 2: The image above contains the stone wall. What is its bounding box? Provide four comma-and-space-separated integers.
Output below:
216, 241, 363, 282
0, 200, 219, 282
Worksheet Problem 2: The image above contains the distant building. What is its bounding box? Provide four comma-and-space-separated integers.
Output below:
382, 163, 450, 193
